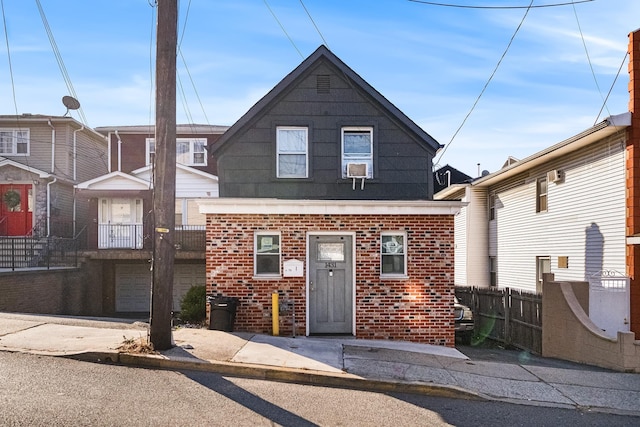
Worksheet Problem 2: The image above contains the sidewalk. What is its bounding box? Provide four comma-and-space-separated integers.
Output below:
0, 312, 639, 416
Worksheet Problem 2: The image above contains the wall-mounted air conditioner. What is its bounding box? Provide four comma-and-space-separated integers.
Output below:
346, 163, 368, 190
547, 169, 562, 183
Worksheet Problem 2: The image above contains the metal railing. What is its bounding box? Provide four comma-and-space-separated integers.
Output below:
96, 223, 205, 251
0, 235, 79, 270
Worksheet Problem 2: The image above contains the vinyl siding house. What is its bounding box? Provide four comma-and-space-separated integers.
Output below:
0, 114, 109, 239
199, 46, 462, 345
436, 113, 631, 337
75, 124, 227, 315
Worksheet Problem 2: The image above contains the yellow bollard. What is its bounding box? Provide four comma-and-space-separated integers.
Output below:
272, 292, 279, 336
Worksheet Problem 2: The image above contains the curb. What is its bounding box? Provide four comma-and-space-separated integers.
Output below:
63, 350, 486, 401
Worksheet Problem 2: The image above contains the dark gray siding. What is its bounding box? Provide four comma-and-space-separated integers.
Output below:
218, 62, 435, 200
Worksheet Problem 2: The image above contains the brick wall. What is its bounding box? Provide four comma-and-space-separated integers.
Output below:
206, 214, 455, 346
0, 260, 103, 315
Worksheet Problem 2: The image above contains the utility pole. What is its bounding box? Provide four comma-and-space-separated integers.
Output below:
149, 0, 177, 351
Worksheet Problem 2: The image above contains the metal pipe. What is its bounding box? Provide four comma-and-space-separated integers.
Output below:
46, 177, 57, 237
272, 292, 279, 336
115, 130, 123, 172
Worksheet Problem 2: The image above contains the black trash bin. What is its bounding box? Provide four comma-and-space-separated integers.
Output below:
207, 296, 239, 331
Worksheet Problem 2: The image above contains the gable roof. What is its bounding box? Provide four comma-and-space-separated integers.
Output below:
75, 171, 150, 190
211, 45, 442, 155
0, 158, 51, 178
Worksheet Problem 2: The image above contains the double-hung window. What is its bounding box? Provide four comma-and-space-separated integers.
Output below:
536, 177, 548, 213
276, 127, 308, 178
0, 129, 29, 155
255, 232, 281, 276
146, 138, 207, 166
342, 127, 373, 179
381, 232, 406, 276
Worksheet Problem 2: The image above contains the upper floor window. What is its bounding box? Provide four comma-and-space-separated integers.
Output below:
342, 127, 373, 179
489, 193, 495, 220
489, 256, 497, 286
276, 127, 308, 178
0, 129, 29, 155
536, 177, 548, 213
255, 232, 281, 276
381, 231, 407, 277
146, 138, 207, 166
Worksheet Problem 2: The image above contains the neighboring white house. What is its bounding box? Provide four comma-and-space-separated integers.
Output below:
436, 113, 631, 336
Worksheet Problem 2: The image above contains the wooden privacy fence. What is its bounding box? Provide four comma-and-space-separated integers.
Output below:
456, 287, 542, 355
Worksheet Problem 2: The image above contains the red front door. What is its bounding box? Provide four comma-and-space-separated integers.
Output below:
0, 184, 33, 236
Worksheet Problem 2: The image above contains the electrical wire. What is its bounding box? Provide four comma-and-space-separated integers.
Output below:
0, 0, 19, 116
571, 2, 610, 120
264, 0, 304, 58
435, 0, 534, 166
408, 0, 594, 9
594, 51, 628, 125
299, 0, 329, 48
35, 0, 88, 126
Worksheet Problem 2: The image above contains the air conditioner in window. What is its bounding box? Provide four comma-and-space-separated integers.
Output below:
547, 169, 562, 183
346, 163, 368, 190
346, 163, 368, 178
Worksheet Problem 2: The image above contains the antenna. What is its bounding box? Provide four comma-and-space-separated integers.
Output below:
62, 95, 81, 116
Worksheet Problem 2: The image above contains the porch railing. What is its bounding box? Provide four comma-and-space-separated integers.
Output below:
96, 223, 205, 251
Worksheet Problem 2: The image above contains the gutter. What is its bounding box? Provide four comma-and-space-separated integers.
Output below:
47, 178, 57, 237
47, 119, 55, 173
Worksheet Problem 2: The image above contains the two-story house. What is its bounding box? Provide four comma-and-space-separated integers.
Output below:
436, 29, 640, 341
75, 124, 227, 315
199, 46, 462, 346
0, 114, 108, 239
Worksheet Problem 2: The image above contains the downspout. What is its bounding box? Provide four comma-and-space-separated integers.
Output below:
72, 125, 84, 237
115, 130, 123, 172
47, 119, 55, 173
107, 132, 113, 173
47, 178, 57, 237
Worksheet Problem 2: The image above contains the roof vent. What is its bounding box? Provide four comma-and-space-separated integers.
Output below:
316, 75, 330, 94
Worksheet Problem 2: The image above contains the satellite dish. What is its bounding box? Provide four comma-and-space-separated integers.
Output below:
62, 96, 80, 116
481, 170, 490, 177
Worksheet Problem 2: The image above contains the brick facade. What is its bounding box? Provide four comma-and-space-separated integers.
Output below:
205, 213, 455, 346
627, 29, 640, 338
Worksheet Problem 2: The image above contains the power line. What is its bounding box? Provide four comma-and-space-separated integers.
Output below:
594, 51, 628, 125
571, 2, 610, 120
299, 0, 329, 48
408, 0, 594, 9
264, 0, 304, 58
35, 0, 88, 126
435, 0, 534, 167
0, 0, 19, 116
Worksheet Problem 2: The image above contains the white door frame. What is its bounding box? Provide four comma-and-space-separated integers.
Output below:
306, 231, 357, 336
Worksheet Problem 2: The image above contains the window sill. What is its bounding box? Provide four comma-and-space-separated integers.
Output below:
252, 275, 282, 280
380, 274, 409, 280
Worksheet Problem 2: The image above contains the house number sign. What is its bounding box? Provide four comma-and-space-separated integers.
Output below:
325, 262, 337, 268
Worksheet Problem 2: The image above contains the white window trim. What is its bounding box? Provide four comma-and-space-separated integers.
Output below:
380, 231, 408, 279
341, 126, 373, 179
0, 128, 30, 156
276, 126, 308, 178
146, 137, 207, 166
254, 231, 281, 277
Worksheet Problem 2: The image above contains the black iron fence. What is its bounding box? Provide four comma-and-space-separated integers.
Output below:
0, 236, 79, 270
456, 286, 542, 355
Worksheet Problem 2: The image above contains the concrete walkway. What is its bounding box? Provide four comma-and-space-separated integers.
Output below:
0, 312, 639, 416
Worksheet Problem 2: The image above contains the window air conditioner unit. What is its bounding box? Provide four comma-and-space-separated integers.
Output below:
346, 163, 368, 178
547, 169, 562, 183
346, 163, 368, 190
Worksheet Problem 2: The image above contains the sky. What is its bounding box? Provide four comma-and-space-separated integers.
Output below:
1, 0, 639, 177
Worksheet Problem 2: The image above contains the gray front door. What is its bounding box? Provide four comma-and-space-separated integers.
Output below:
309, 234, 353, 334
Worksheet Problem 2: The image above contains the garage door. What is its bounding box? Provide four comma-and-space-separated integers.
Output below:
115, 264, 205, 312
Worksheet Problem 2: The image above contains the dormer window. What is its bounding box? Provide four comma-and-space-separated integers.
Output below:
342, 127, 373, 179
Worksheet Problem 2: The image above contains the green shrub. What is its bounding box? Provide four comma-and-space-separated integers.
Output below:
180, 285, 206, 323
